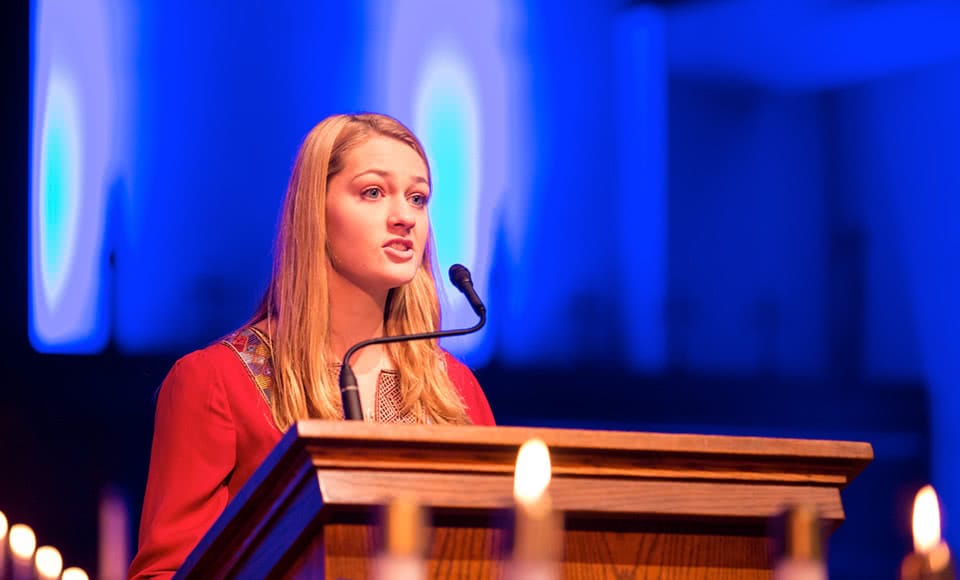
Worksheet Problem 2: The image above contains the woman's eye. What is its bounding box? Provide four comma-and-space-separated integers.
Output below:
409, 193, 428, 207
361, 187, 383, 199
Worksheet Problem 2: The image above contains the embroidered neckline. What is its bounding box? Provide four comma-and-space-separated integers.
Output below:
220, 327, 420, 423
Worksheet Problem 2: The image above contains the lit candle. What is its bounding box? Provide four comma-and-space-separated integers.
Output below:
8, 524, 36, 580
506, 439, 563, 580
900, 485, 956, 580
371, 497, 428, 580
34, 546, 62, 580
61, 567, 89, 580
771, 504, 827, 580
0, 511, 8, 580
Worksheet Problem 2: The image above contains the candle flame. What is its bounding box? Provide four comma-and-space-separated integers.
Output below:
9, 523, 37, 559
35, 545, 64, 578
0, 510, 7, 540
912, 484, 942, 553
62, 567, 91, 580
513, 439, 552, 504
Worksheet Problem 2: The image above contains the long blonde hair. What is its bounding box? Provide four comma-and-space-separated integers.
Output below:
253, 113, 470, 431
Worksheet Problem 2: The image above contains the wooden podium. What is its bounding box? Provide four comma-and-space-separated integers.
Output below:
175, 420, 872, 579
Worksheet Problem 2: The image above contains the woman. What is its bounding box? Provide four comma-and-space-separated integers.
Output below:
128, 113, 496, 579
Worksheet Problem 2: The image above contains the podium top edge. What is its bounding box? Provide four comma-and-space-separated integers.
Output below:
289, 420, 875, 463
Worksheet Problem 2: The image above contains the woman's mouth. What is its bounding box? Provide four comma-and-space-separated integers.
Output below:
383, 238, 414, 260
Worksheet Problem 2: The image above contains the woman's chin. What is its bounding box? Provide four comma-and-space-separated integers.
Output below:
370, 267, 419, 293
389, 259, 423, 279
386, 274, 418, 290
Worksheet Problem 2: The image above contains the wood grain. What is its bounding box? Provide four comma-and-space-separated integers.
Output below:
315, 470, 844, 523
298, 524, 772, 579
299, 421, 872, 488
174, 420, 872, 579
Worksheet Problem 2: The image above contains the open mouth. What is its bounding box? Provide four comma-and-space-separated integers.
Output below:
385, 240, 413, 252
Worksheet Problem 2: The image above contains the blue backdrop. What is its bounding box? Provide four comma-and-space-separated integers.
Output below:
25, 0, 960, 575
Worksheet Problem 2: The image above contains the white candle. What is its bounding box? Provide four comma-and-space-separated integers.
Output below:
0, 511, 9, 580
8, 524, 36, 580
772, 505, 827, 580
99, 488, 131, 580
372, 497, 428, 580
506, 439, 562, 580
34, 546, 62, 580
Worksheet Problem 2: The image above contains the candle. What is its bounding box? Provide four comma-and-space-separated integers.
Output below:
61, 567, 89, 580
900, 485, 956, 580
0, 511, 8, 580
371, 497, 428, 580
506, 438, 563, 580
771, 504, 827, 580
99, 487, 131, 580
34, 546, 62, 580
8, 524, 36, 580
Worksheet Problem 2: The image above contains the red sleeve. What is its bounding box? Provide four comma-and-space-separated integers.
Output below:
128, 349, 236, 580
444, 352, 496, 426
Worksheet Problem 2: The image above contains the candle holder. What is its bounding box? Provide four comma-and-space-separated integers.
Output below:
901, 544, 955, 580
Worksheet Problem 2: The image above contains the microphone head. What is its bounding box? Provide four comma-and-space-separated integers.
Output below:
447, 263, 486, 318
448, 264, 472, 290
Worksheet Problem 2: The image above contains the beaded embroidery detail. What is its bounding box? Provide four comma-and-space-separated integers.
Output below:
222, 327, 274, 406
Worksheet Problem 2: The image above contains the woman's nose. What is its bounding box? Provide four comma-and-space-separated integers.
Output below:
388, 201, 415, 232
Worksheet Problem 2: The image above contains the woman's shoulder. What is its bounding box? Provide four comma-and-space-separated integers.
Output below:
160, 329, 266, 396
440, 350, 476, 385
167, 335, 243, 376
440, 350, 496, 426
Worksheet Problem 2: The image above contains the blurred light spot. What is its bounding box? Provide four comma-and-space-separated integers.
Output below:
35, 545, 64, 579
9, 524, 37, 559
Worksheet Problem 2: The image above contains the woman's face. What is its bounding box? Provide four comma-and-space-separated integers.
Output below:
325, 134, 431, 296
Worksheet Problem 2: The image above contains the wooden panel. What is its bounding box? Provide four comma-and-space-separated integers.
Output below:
315, 470, 844, 523
562, 530, 770, 580
298, 421, 873, 488
296, 421, 873, 463
306, 445, 855, 485
286, 524, 772, 580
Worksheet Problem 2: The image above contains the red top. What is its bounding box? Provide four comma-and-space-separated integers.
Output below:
128, 339, 495, 579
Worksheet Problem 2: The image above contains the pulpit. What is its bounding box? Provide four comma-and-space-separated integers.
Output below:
175, 420, 872, 579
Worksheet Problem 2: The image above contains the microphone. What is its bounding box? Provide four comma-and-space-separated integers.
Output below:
338, 264, 487, 421
448, 264, 485, 318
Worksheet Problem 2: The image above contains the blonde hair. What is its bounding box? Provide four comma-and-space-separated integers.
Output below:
253, 113, 470, 431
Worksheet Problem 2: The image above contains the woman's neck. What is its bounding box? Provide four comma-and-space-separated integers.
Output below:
327, 271, 389, 371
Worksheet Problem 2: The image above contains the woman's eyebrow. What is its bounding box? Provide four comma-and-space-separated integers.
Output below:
351, 169, 428, 185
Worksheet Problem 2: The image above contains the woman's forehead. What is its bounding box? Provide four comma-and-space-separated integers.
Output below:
341, 135, 428, 179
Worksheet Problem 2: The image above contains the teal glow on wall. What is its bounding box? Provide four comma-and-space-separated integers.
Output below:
366, 0, 531, 366
29, 0, 121, 352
